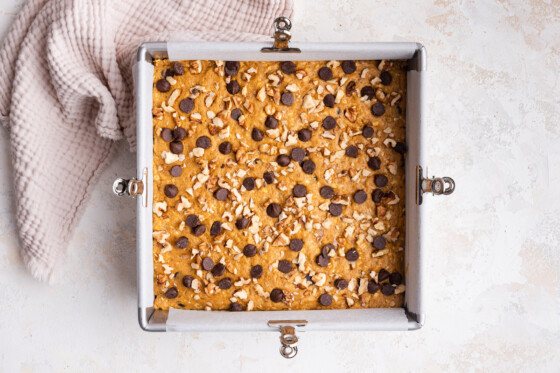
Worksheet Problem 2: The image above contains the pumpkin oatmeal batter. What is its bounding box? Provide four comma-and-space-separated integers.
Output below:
151, 59, 407, 311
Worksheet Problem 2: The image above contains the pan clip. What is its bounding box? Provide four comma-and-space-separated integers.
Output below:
417, 166, 455, 205
261, 17, 301, 53
268, 320, 307, 358
112, 167, 148, 207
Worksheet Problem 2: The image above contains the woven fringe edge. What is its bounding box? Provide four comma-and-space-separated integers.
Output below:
21, 247, 56, 284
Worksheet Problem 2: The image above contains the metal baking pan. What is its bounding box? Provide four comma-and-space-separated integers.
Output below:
113, 18, 455, 358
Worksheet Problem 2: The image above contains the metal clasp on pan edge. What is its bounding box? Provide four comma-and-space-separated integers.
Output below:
113, 167, 148, 207
417, 165, 455, 205
268, 320, 307, 359
261, 17, 301, 53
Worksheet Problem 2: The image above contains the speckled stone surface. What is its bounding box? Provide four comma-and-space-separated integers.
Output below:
0, 0, 559, 371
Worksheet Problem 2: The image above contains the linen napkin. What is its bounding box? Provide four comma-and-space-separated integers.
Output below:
0, 0, 294, 282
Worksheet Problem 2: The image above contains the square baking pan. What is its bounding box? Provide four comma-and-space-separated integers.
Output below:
113, 19, 455, 357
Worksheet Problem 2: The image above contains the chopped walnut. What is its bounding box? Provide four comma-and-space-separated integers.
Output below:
344, 106, 357, 122
236, 148, 248, 164
272, 233, 290, 246
189, 60, 202, 74
205, 91, 216, 108
153, 201, 167, 216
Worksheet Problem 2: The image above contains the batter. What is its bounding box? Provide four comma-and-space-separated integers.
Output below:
151, 59, 407, 311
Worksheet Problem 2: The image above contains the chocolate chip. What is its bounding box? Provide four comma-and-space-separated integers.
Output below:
372, 188, 384, 203
263, 171, 275, 184
231, 108, 242, 121
163, 68, 174, 78
322, 244, 334, 257
170, 165, 182, 177
170, 141, 183, 154
318, 67, 333, 81
250, 264, 263, 278
211, 263, 226, 277
173, 127, 187, 141
320, 186, 335, 199
389, 272, 403, 285
278, 260, 292, 274
218, 277, 232, 289
218, 141, 232, 154
242, 177, 255, 191
316, 254, 329, 267
265, 115, 278, 129
270, 288, 284, 302
192, 225, 206, 236
226, 80, 240, 94
345, 248, 359, 262
354, 190, 367, 204
155, 79, 170, 93
301, 160, 316, 174
346, 80, 356, 95
164, 184, 178, 198
281, 92, 294, 106
172, 62, 185, 76
243, 244, 257, 257
371, 102, 386, 116
378, 269, 390, 282
381, 283, 395, 296
341, 60, 357, 74
290, 147, 305, 162
345, 145, 358, 158
293, 184, 307, 197
374, 174, 388, 187
298, 128, 312, 142
235, 217, 249, 230
360, 86, 375, 99
276, 154, 290, 166
210, 221, 222, 236
176, 236, 189, 249
161, 128, 173, 142
322, 116, 336, 130
318, 293, 332, 306
362, 125, 374, 138
186, 214, 200, 228
289, 239, 303, 252
224, 61, 239, 76
367, 280, 380, 294
201, 257, 214, 271
367, 156, 381, 170
251, 128, 264, 141
329, 203, 343, 216
196, 136, 211, 149
165, 287, 178, 299
266, 203, 282, 218
380, 71, 392, 85
393, 141, 407, 154
373, 236, 386, 250
334, 279, 348, 290
281, 61, 296, 74
323, 94, 335, 108
182, 275, 193, 288
230, 302, 243, 311
179, 98, 194, 113
213, 188, 229, 201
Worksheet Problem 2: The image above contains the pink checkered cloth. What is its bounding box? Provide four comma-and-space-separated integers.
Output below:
0, 0, 293, 282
